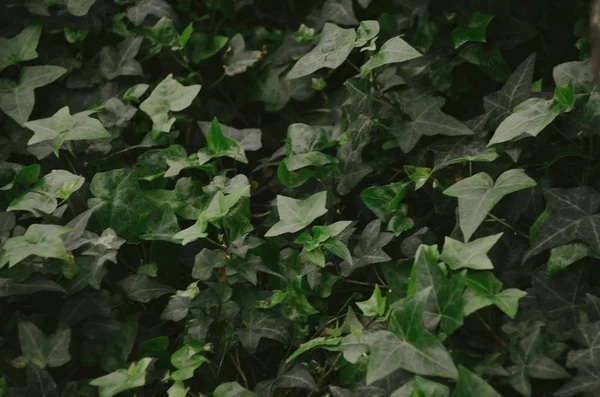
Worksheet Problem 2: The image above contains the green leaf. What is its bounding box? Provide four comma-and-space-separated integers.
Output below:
443, 169, 536, 242
554, 82, 575, 112
341, 219, 393, 276
174, 213, 208, 245
440, 233, 503, 270
139, 74, 201, 133
390, 90, 473, 153
223, 33, 261, 76
99, 37, 143, 80
18, 321, 71, 368
265, 191, 328, 237
8, 169, 84, 215
463, 272, 527, 319
360, 36, 422, 78
65, 0, 97, 16
335, 141, 373, 196
355, 20, 380, 48
556, 321, 600, 396
237, 308, 291, 353
287, 23, 356, 80
365, 288, 458, 383
356, 284, 386, 317
286, 337, 341, 363
452, 12, 494, 48
360, 182, 411, 221
25, 106, 111, 154
126, 0, 176, 26
430, 137, 499, 171
0, 224, 72, 268
170, 341, 209, 381
0, 65, 67, 125
190, 33, 229, 63
547, 243, 598, 276
117, 274, 174, 303
90, 358, 153, 397
0, 25, 41, 72
199, 118, 248, 163
213, 382, 258, 397
404, 166, 431, 190
553, 59, 595, 99
488, 98, 560, 146
525, 187, 600, 262
452, 365, 502, 397
390, 376, 449, 397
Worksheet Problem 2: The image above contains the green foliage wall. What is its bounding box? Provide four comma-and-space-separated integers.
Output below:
0, 0, 598, 396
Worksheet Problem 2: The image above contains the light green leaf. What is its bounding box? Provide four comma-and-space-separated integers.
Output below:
355, 20, 380, 48
443, 169, 536, 242
223, 34, 261, 76
452, 365, 502, 397
198, 118, 248, 163
356, 285, 386, 317
440, 233, 503, 270
66, 0, 97, 16
25, 106, 111, 154
174, 213, 208, 245
18, 321, 71, 368
360, 182, 411, 221
463, 272, 527, 318
265, 191, 328, 237
553, 59, 595, 99
286, 337, 341, 363
452, 12, 494, 48
547, 242, 598, 276
190, 33, 229, 63
213, 382, 258, 397
360, 36, 422, 78
554, 82, 575, 112
90, 358, 153, 397
170, 341, 209, 381
0, 25, 41, 72
488, 98, 560, 146
0, 65, 67, 125
140, 74, 201, 133
8, 170, 84, 215
0, 224, 72, 268
168, 382, 189, 397
391, 376, 449, 397
287, 23, 356, 80
126, 0, 176, 26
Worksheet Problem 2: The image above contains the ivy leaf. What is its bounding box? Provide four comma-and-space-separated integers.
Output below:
390, 376, 449, 397
90, 358, 154, 397
360, 36, 422, 78
487, 98, 560, 146
237, 308, 291, 353
18, 321, 71, 368
139, 74, 201, 133
365, 288, 458, 383
360, 182, 411, 221
411, 245, 465, 335
65, 0, 96, 16
223, 34, 261, 76
0, 25, 42, 72
0, 65, 67, 125
174, 213, 208, 245
390, 91, 474, 153
430, 136, 499, 171
452, 12, 494, 48
440, 233, 503, 270
25, 106, 111, 154
117, 274, 174, 303
0, 277, 65, 297
170, 341, 209, 381
554, 82, 575, 112
190, 33, 229, 63
556, 322, 600, 397
553, 59, 595, 99
443, 169, 536, 242
355, 20, 380, 48
483, 53, 536, 128
356, 285, 386, 317
19, 365, 57, 397
341, 219, 392, 276
8, 169, 84, 215
198, 120, 262, 152
140, 205, 181, 242
547, 243, 598, 276
525, 187, 600, 262
287, 23, 356, 80
452, 365, 502, 397
213, 382, 257, 397
463, 272, 527, 319
126, 0, 176, 26
199, 118, 248, 163
265, 192, 328, 237
99, 37, 144, 80
0, 224, 72, 268
317, 0, 359, 28
335, 142, 373, 196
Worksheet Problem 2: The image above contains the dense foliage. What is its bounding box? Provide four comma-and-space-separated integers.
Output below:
0, 0, 599, 396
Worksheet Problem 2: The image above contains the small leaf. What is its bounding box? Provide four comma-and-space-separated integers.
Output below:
356, 285, 386, 317
547, 243, 598, 276
440, 233, 503, 270
286, 337, 341, 363
265, 192, 328, 237
463, 272, 527, 318
355, 20, 380, 48
554, 82, 575, 112
360, 36, 422, 78
117, 274, 174, 303
18, 321, 71, 368
452, 365, 502, 397
452, 12, 494, 48
199, 118, 248, 163
287, 23, 356, 80
126, 0, 176, 26
99, 37, 144, 80
223, 34, 261, 76
65, 0, 97, 16
0, 25, 42, 72
213, 382, 258, 397
90, 358, 154, 397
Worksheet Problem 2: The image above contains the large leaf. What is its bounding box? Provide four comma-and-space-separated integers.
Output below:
139, 74, 201, 133
443, 169, 536, 242
390, 90, 473, 152
526, 187, 600, 261
452, 365, 502, 397
265, 191, 328, 237
0, 25, 41, 72
360, 36, 422, 78
0, 224, 72, 268
287, 23, 356, 79
463, 272, 527, 318
0, 65, 67, 125
18, 321, 71, 368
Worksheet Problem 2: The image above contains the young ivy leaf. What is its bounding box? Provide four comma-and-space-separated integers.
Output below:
0, 65, 67, 125
554, 82, 576, 112
354, 20, 380, 48
451, 12, 495, 48
90, 357, 154, 397
265, 191, 328, 237
139, 74, 201, 133
223, 34, 262, 76
0, 224, 72, 268
360, 36, 422, 78
547, 242, 599, 276
487, 98, 560, 146
0, 25, 42, 72
356, 284, 386, 317
24, 106, 111, 155
198, 118, 248, 163
440, 233, 503, 270
287, 23, 356, 80
443, 169, 536, 242
170, 341, 210, 381
18, 321, 71, 368
8, 169, 84, 215
452, 365, 502, 397
463, 272, 527, 319
391, 376, 449, 397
